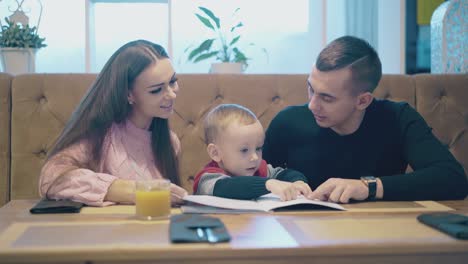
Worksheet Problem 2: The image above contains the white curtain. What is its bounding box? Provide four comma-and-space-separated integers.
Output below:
345, 0, 378, 49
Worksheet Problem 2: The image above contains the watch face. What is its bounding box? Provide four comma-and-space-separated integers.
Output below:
361, 176, 377, 185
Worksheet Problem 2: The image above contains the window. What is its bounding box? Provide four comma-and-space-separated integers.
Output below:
172, 0, 316, 73
1, 0, 168, 73
91, 0, 169, 72
1, 0, 405, 74
0, 0, 86, 73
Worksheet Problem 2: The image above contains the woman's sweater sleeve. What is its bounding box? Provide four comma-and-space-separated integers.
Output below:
39, 140, 117, 207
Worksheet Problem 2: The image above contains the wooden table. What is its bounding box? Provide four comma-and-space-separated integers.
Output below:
0, 199, 467, 264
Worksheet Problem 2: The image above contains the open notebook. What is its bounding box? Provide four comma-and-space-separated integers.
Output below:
181, 193, 345, 214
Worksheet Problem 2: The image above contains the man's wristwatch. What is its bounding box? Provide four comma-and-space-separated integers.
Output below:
360, 176, 377, 200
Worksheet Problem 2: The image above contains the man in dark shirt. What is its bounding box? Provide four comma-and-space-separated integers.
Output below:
263, 36, 468, 203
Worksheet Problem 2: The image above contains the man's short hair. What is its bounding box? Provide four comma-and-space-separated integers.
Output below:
204, 104, 257, 144
316, 36, 382, 94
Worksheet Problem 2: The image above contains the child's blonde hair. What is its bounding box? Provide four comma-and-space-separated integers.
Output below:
204, 104, 258, 144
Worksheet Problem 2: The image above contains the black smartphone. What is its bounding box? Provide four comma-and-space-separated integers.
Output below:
30, 199, 84, 214
417, 212, 468, 239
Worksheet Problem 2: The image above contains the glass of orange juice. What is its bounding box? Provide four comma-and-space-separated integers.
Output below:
135, 179, 171, 220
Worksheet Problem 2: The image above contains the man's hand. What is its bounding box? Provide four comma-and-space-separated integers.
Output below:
170, 183, 188, 206
292, 181, 313, 197
266, 179, 297, 201
308, 178, 368, 203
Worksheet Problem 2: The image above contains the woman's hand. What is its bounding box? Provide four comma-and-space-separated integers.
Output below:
106, 180, 188, 206
104, 179, 136, 204
170, 183, 188, 206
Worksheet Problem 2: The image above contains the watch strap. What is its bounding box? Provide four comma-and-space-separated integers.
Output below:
361, 176, 377, 200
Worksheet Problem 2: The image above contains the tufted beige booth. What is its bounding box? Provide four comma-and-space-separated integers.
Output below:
0, 74, 12, 206
0, 73, 466, 206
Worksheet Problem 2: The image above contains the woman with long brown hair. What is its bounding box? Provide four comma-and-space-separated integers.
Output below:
39, 40, 187, 206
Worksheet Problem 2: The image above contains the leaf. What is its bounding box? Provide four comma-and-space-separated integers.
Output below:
198, 7, 220, 29
184, 6, 266, 67
220, 44, 230, 61
187, 47, 203, 62
230, 22, 243, 32
188, 39, 214, 61
229, 36, 240, 46
199, 38, 215, 51
232, 48, 248, 63
195, 14, 215, 30
193, 51, 218, 63
183, 45, 194, 53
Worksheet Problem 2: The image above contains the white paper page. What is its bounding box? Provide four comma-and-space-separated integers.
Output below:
256, 193, 346, 211
183, 195, 265, 211
181, 204, 263, 214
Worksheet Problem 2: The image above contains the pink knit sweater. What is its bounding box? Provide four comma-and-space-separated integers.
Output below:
39, 120, 180, 206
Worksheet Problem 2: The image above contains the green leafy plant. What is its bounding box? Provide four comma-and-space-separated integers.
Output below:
0, 17, 46, 48
186, 6, 252, 68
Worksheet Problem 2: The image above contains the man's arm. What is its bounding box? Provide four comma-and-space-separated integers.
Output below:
309, 103, 467, 203
381, 104, 468, 200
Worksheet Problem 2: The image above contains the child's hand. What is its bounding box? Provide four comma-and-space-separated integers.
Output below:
265, 179, 297, 201
292, 181, 313, 197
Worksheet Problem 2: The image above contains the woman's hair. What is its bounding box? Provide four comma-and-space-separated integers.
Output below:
316, 36, 382, 94
204, 104, 258, 144
47, 39, 180, 185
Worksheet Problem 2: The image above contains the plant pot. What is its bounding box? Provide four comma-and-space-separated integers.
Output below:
0, 48, 38, 75
209, 62, 244, 74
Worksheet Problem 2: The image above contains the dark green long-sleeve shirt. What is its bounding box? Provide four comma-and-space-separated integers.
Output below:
263, 99, 468, 201
194, 160, 308, 200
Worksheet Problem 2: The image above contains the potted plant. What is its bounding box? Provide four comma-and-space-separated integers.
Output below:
185, 6, 258, 73
0, 2, 46, 75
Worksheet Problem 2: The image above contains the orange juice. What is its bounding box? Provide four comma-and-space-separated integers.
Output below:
135, 189, 170, 219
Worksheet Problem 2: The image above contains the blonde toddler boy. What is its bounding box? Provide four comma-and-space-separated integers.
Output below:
193, 104, 312, 201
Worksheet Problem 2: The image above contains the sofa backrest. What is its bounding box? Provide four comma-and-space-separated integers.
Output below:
2, 73, 466, 204
0, 73, 12, 206
414, 74, 468, 176
10, 74, 96, 200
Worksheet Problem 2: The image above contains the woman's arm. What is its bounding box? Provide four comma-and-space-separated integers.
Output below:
39, 140, 118, 206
